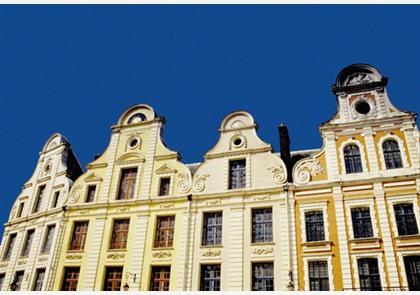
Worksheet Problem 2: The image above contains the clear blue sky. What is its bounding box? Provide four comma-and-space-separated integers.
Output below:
0, 5, 419, 231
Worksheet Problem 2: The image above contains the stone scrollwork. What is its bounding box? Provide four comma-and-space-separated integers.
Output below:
295, 159, 324, 185
202, 249, 221, 257
152, 251, 172, 259
107, 253, 125, 260
66, 254, 83, 260
252, 247, 274, 255
267, 166, 286, 184
193, 174, 209, 193
176, 172, 192, 194
68, 185, 82, 204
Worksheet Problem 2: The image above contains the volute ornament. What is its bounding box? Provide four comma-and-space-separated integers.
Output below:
176, 172, 191, 193
193, 174, 209, 193
295, 159, 324, 185
68, 185, 82, 204
267, 166, 286, 184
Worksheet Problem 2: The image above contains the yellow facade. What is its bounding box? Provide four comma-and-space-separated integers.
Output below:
0, 64, 419, 291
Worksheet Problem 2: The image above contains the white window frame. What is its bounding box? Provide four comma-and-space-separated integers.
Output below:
345, 198, 379, 240
155, 174, 174, 197
114, 164, 141, 200
377, 134, 409, 170
303, 255, 334, 291
40, 222, 57, 255
387, 195, 420, 238
299, 202, 329, 242
396, 250, 420, 290
84, 184, 99, 203
338, 138, 369, 177
351, 253, 387, 291
226, 154, 251, 190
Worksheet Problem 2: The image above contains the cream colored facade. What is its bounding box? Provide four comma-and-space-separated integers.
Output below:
0, 64, 419, 291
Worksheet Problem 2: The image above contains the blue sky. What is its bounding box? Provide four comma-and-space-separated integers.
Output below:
0, 5, 419, 230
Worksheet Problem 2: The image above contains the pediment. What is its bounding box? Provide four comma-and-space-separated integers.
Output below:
155, 164, 177, 175
116, 153, 145, 164
84, 173, 103, 183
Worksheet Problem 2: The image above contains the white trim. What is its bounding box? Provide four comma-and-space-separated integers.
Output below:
386, 195, 420, 237
351, 253, 387, 290
395, 250, 420, 290
154, 174, 174, 197
303, 255, 334, 291
114, 164, 142, 200
344, 198, 379, 240
377, 133, 409, 170
84, 183, 99, 203
338, 138, 369, 177
299, 202, 329, 242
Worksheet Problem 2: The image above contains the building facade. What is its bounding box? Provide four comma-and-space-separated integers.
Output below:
0, 64, 419, 291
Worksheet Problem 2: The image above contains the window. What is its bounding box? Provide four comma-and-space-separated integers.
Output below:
51, 191, 60, 208
150, 266, 170, 291
200, 264, 221, 291
229, 159, 246, 189
252, 262, 274, 291
383, 140, 403, 169
69, 221, 89, 251
202, 212, 222, 246
32, 268, 46, 291
305, 211, 325, 242
2, 233, 17, 261
404, 256, 420, 291
394, 203, 419, 236
0, 273, 5, 290
21, 229, 35, 257
41, 225, 56, 253
11, 271, 24, 291
117, 168, 137, 200
252, 208, 273, 243
103, 266, 123, 291
351, 207, 373, 239
308, 261, 329, 291
357, 258, 381, 291
33, 185, 46, 213
61, 267, 80, 291
154, 216, 175, 248
343, 144, 363, 174
16, 202, 24, 218
110, 219, 130, 249
158, 177, 171, 196
85, 185, 96, 203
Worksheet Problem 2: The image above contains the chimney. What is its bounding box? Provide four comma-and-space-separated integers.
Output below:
279, 124, 292, 182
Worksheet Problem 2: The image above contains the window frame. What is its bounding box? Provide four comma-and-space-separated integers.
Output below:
202, 211, 223, 246
200, 264, 221, 291
357, 257, 382, 291
69, 221, 89, 251
377, 134, 409, 171
300, 202, 330, 243
116, 167, 138, 200
20, 229, 35, 258
351, 207, 374, 239
15, 202, 24, 219
351, 253, 386, 291
345, 199, 379, 240
154, 215, 175, 248
388, 195, 420, 238
41, 224, 56, 254
251, 207, 273, 244
103, 266, 124, 291
251, 262, 274, 291
158, 177, 171, 197
343, 144, 363, 174
32, 184, 46, 213
61, 266, 80, 291
338, 138, 368, 176
303, 256, 333, 291
11, 270, 25, 291
149, 265, 171, 291
109, 219, 130, 250
2, 232, 17, 261
85, 185, 97, 203
51, 191, 60, 209
228, 158, 247, 190
32, 268, 46, 291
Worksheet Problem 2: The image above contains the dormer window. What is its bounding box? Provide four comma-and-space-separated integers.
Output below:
344, 144, 363, 174
229, 159, 246, 189
117, 168, 137, 200
158, 177, 171, 196
383, 140, 403, 169
33, 185, 46, 213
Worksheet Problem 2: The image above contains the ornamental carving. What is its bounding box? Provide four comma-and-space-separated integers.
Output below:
295, 159, 324, 185
254, 194, 270, 201
117, 207, 130, 213
38, 257, 48, 263
0, 262, 8, 268
107, 253, 125, 260
193, 174, 209, 193
78, 210, 90, 215
68, 185, 82, 204
202, 249, 221, 257
176, 172, 192, 194
267, 166, 286, 184
17, 259, 27, 265
160, 203, 173, 209
152, 251, 172, 259
344, 72, 376, 86
252, 247, 274, 255
66, 254, 83, 260
206, 199, 220, 205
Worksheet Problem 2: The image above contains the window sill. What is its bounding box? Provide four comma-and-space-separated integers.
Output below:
349, 237, 381, 250
200, 245, 223, 249
251, 242, 275, 246
67, 249, 85, 253
395, 234, 420, 247
301, 240, 332, 253
152, 247, 174, 250
107, 248, 127, 252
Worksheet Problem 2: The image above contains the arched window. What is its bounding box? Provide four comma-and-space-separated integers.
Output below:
382, 140, 403, 169
344, 144, 363, 174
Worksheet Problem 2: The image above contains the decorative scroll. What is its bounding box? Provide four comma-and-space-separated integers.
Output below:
252, 247, 274, 255
193, 174, 209, 193
295, 159, 324, 185
202, 249, 221, 257
267, 166, 286, 184
152, 251, 172, 259
177, 172, 192, 194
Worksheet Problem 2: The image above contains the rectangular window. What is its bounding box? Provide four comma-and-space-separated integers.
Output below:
61, 267, 80, 291
33, 185, 46, 213
252, 262, 274, 291
252, 208, 273, 243
2, 233, 17, 261
16, 202, 24, 218
32, 268, 46, 291
11, 271, 24, 291
117, 168, 137, 200
41, 225, 56, 254
150, 266, 171, 291
103, 266, 123, 291
110, 219, 130, 249
202, 212, 223, 246
85, 185, 96, 203
308, 261, 329, 291
21, 229, 35, 257
357, 258, 382, 291
69, 221, 89, 251
351, 207, 373, 239
0, 273, 5, 290
228, 159, 246, 189
394, 203, 419, 236
305, 211, 325, 242
158, 177, 171, 196
200, 264, 221, 291
404, 256, 420, 291
154, 216, 175, 248
51, 191, 60, 208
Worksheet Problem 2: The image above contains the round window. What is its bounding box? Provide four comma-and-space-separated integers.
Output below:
233, 138, 243, 146
355, 100, 371, 115
129, 138, 139, 148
